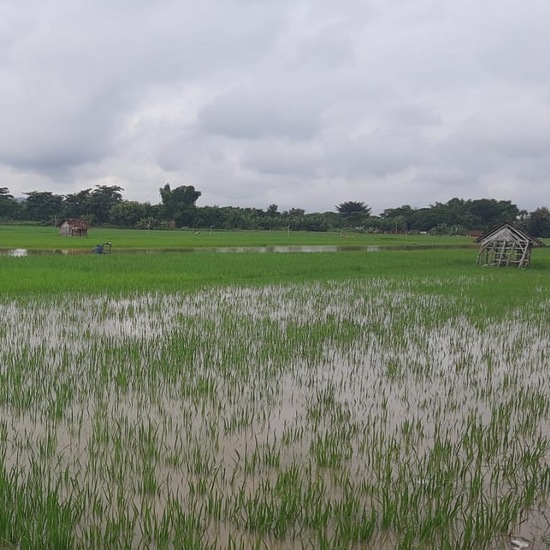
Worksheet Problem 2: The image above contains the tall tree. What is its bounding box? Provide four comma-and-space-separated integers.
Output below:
336, 201, 371, 227
0, 187, 17, 219
0, 187, 13, 200
159, 184, 201, 227
526, 207, 550, 237
88, 185, 124, 224
22, 191, 64, 222
467, 199, 519, 229
266, 204, 279, 216
63, 188, 92, 219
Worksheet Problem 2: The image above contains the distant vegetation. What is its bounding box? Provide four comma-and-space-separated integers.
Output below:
1, 185, 550, 236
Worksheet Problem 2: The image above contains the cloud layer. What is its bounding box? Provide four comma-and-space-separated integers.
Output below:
1, 0, 549, 214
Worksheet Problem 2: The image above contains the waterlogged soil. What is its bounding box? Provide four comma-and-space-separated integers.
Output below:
0, 243, 477, 256
1, 280, 549, 548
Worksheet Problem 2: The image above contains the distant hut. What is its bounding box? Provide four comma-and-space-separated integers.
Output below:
468, 230, 483, 240
59, 219, 89, 237
476, 222, 544, 267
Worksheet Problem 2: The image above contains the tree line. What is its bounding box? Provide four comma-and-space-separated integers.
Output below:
1, 185, 549, 237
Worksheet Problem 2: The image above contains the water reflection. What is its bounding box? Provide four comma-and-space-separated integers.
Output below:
1, 281, 548, 547
7, 248, 29, 257
0, 243, 477, 256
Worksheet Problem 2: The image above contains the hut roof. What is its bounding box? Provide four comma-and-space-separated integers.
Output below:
475, 222, 545, 247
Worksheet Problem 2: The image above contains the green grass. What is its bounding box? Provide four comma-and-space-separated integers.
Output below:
0, 223, 478, 250
1, 245, 549, 299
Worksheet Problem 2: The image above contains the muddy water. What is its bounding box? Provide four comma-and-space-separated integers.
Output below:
0, 243, 477, 256
1, 281, 549, 548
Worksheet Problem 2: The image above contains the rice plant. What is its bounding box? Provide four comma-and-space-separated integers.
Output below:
0, 273, 549, 548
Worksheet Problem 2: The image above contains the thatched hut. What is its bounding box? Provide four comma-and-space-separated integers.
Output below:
59, 219, 89, 237
476, 222, 544, 267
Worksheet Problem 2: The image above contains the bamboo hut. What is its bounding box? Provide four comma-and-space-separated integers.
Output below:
59, 219, 89, 237
476, 222, 544, 267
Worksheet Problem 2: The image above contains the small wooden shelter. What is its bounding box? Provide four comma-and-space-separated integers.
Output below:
476, 222, 544, 267
59, 218, 89, 237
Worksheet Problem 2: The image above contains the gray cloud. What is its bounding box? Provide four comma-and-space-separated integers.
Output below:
1, 0, 549, 213
198, 88, 322, 141
241, 140, 322, 177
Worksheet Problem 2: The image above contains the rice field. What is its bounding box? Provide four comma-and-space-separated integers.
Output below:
0, 224, 476, 251
1, 273, 550, 549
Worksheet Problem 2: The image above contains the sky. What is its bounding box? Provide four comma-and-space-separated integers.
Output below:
1, 0, 550, 215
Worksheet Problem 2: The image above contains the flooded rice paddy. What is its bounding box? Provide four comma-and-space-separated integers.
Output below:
0, 243, 477, 256
1, 279, 550, 548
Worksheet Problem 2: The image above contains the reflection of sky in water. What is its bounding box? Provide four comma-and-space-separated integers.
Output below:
0, 280, 549, 547
0, 244, 478, 256
8, 248, 28, 257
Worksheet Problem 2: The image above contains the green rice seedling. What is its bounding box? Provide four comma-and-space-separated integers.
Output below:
0, 250, 549, 547
0, 463, 81, 550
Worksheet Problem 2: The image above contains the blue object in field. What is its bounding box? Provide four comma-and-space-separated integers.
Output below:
94, 242, 112, 254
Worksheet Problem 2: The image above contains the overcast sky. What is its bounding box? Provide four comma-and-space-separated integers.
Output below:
1, 0, 549, 214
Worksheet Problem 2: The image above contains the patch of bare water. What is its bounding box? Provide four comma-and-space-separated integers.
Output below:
0, 243, 478, 256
